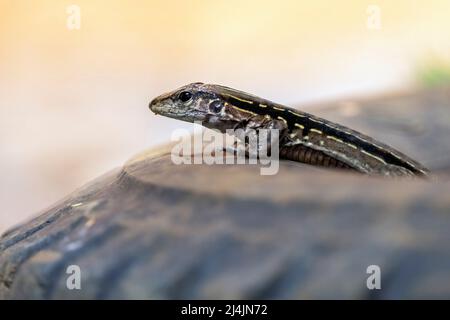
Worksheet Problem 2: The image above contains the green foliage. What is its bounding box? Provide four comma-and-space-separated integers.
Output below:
416, 60, 450, 88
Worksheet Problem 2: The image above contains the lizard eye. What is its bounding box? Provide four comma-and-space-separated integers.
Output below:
209, 101, 223, 113
179, 91, 192, 102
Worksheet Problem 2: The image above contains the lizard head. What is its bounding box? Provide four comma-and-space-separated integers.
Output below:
149, 82, 256, 132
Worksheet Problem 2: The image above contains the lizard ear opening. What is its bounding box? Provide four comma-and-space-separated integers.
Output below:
209, 100, 223, 113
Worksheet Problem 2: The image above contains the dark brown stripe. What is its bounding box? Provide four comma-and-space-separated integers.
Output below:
220, 93, 426, 175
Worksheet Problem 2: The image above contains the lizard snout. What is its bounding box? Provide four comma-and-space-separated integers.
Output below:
149, 98, 161, 114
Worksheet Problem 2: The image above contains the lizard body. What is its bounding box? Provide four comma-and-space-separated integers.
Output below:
149, 82, 429, 177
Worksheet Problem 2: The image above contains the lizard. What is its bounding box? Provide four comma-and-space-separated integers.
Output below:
149, 82, 430, 177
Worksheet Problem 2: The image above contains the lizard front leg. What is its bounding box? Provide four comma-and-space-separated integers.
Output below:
227, 115, 288, 160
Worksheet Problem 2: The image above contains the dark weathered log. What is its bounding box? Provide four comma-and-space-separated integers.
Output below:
1, 86, 450, 299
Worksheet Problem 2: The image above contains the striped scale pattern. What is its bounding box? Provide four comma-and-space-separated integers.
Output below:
217, 87, 429, 177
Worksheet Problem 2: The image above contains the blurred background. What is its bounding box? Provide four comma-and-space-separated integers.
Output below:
1, 0, 449, 233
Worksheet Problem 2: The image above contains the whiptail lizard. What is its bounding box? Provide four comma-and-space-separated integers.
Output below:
149, 82, 430, 177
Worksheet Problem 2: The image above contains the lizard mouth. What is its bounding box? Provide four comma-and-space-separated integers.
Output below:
149, 101, 207, 123
149, 100, 179, 117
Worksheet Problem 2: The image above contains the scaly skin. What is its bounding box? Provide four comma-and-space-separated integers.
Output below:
149, 82, 430, 177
